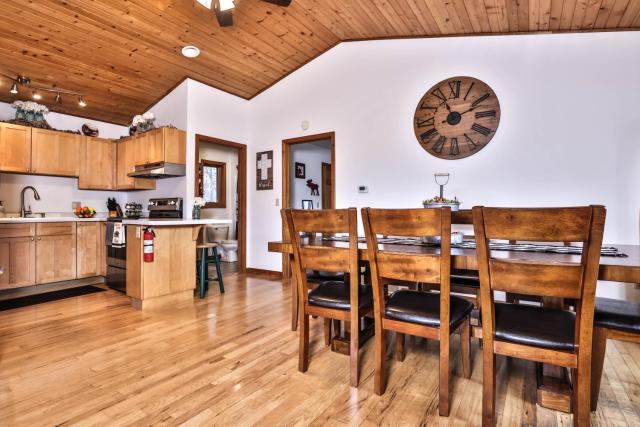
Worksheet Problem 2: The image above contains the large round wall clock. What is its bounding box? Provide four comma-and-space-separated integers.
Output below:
413, 76, 501, 160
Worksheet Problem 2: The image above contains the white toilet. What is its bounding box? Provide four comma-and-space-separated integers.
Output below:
220, 240, 238, 262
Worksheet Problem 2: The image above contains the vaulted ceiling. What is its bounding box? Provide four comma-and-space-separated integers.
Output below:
1, 0, 639, 125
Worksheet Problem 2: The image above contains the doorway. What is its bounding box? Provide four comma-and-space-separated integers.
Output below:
195, 134, 247, 273
281, 132, 335, 272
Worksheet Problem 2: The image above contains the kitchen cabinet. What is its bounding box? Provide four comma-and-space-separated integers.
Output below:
35, 223, 77, 284
99, 222, 107, 276
115, 138, 156, 190
132, 127, 186, 167
79, 137, 116, 190
0, 122, 32, 173
0, 237, 36, 289
31, 129, 83, 177
77, 222, 101, 278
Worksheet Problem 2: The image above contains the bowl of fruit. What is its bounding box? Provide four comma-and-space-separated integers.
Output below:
74, 207, 96, 218
422, 196, 460, 211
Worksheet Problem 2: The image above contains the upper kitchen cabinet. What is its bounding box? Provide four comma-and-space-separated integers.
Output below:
133, 127, 186, 166
79, 137, 116, 190
115, 138, 155, 191
31, 129, 83, 177
0, 122, 32, 173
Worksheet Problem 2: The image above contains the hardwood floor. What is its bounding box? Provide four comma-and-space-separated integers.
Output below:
1, 270, 639, 426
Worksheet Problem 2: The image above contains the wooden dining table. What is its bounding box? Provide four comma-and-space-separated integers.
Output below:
268, 225, 640, 413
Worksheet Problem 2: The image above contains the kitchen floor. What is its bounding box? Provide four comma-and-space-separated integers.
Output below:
0, 271, 638, 426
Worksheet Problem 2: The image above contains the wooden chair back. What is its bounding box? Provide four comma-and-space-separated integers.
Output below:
283, 208, 360, 307
473, 206, 606, 347
362, 208, 452, 329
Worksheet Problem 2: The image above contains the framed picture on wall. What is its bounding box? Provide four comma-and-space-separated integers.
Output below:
295, 162, 306, 179
301, 199, 313, 210
256, 150, 273, 190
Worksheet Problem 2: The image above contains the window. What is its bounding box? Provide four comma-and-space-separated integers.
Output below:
198, 160, 226, 208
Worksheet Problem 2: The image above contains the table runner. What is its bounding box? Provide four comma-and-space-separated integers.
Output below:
322, 236, 627, 257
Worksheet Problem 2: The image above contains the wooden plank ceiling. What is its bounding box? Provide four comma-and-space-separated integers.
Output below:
1, 0, 639, 125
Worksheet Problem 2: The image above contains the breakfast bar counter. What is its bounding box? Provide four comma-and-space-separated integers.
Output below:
125, 219, 231, 310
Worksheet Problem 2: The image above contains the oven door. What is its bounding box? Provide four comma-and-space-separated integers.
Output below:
106, 264, 126, 293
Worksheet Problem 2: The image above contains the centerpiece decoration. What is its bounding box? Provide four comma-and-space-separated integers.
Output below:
130, 112, 156, 135
422, 173, 460, 211
11, 100, 51, 128
192, 197, 205, 219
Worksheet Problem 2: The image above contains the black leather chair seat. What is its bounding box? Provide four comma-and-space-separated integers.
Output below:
594, 297, 640, 334
384, 290, 474, 328
494, 303, 575, 352
308, 281, 373, 311
307, 270, 345, 282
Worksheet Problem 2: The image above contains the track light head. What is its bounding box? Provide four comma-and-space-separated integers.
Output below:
78, 96, 87, 107
32, 90, 42, 100
10, 82, 18, 94
55, 92, 62, 103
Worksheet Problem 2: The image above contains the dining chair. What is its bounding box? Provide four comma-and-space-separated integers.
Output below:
362, 207, 473, 417
590, 297, 640, 411
283, 208, 373, 387
473, 206, 606, 427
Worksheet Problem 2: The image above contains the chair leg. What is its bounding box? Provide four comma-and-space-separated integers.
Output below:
460, 317, 472, 379
575, 353, 592, 426
395, 332, 405, 361
590, 327, 607, 411
212, 247, 225, 293
439, 332, 450, 417
324, 318, 332, 345
349, 314, 360, 387
374, 327, 387, 395
299, 310, 309, 373
482, 347, 496, 426
198, 248, 207, 299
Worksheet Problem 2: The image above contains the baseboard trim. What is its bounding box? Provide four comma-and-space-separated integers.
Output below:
246, 268, 283, 278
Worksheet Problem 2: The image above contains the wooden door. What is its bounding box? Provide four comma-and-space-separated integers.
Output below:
0, 237, 36, 289
321, 162, 332, 209
79, 137, 116, 190
32, 129, 83, 176
77, 222, 100, 278
0, 122, 32, 173
36, 223, 77, 284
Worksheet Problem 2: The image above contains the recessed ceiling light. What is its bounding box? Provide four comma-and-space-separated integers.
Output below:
182, 45, 201, 58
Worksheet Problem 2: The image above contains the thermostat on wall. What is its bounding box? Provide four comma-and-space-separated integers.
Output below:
358, 185, 368, 193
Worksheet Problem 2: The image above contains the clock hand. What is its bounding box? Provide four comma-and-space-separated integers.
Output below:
459, 104, 486, 116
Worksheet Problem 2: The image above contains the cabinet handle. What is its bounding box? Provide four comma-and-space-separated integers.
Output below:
31, 237, 34, 241
37, 237, 41, 240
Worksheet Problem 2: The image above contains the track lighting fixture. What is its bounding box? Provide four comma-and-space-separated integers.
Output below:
2, 73, 86, 107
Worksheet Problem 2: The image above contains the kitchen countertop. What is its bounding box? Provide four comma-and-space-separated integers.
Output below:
121, 219, 233, 226
0, 217, 105, 224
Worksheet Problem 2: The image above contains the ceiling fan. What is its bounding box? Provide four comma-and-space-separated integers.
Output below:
197, 0, 292, 28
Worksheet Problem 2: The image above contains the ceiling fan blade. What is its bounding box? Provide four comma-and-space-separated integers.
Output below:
262, 0, 292, 6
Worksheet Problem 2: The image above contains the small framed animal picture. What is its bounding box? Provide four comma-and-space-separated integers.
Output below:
295, 162, 306, 179
301, 200, 313, 210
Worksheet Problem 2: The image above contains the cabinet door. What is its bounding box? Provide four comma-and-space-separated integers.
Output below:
162, 128, 187, 164
0, 237, 36, 289
99, 222, 107, 276
115, 138, 155, 190
77, 222, 100, 278
36, 233, 77, 284
79, 137, 115, 190
0, 122, 32, 173
32, 129, 83, 177
146, 130, 165, 164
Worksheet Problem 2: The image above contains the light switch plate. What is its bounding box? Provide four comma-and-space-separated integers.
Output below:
358, 185, 368, 193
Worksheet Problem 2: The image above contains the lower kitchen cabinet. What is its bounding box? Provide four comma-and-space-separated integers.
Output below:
0, 236, 36, 289
35, 224, 77, 284
77, 222, 101, 278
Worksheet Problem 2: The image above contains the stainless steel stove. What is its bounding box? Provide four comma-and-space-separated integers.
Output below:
148, 197, 183, 219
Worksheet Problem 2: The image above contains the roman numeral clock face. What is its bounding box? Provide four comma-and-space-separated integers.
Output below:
413, 76, 501, 160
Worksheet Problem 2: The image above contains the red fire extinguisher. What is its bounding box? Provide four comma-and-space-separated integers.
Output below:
143, 227, 155, 263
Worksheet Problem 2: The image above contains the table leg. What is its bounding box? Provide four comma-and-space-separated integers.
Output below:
287, 254, 299, 331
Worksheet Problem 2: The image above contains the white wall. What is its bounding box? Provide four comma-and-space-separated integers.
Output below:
199, 142, 239, 239
0, 102, 129, 214
290, 141, 331, 209
247, 31, 640, 301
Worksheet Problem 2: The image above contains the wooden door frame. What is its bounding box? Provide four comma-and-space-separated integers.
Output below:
281, 132, 336, 272
321, 162, 332, 209
195, 134, 247, 273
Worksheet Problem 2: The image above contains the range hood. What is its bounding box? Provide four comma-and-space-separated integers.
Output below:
128, 162, 186, 179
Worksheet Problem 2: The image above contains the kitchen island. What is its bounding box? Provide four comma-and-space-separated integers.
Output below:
125, 219, 232, 310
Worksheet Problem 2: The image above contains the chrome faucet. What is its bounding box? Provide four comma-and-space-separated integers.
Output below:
20, 186, 41, 218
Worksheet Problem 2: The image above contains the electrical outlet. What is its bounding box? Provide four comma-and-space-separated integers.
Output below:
275, 198, 280, 207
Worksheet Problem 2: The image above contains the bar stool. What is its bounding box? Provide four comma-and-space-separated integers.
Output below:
196, 243, 225, 299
